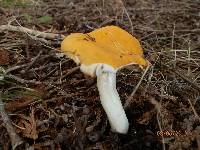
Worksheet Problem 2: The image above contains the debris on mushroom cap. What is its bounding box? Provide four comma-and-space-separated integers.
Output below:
61, 25, 147, 75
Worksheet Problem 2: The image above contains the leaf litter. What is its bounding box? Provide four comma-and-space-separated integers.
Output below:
0, 0, 200, 149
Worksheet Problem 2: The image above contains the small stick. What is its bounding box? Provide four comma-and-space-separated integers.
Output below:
187, 98, 200, 119
171, 23, 176, 68
0, 92, 24, 149
5, 64, 28, 74
150, 98, 166, 150
4, 74, 72, 97
0, 24, 65, 40
172, 69, 200, 91
5, 74, 42, 84
24, 50, 43, 72
124, 63, 150, 108
162, 64, 200, 91
156, 109, 166, 150
61, 66, 80, 80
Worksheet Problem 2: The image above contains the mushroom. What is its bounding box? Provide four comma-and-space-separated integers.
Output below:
61, 26, 148, 134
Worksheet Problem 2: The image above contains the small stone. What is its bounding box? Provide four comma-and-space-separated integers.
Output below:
86, 126, 94, 133
0, 76, 4, 80
87, 131, 100, 142
82, 107, 90, 115
62, 114, 68, 123
60, 105, 65, 111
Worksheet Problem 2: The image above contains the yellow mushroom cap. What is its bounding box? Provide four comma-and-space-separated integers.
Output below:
61, 26, 147, 74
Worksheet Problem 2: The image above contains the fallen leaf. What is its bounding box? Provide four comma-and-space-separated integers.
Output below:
137, 110, 155, 125
5, 96, 35, 112
0, 49, 9, 65
17, 108, 38, 140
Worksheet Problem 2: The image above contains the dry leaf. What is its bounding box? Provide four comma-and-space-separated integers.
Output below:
137, 110, 155, 125
5, 96, 35, 112
17, 108, 38, 140
0, 49, 10, 65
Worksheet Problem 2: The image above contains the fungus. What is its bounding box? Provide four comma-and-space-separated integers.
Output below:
61, 26, 148, 134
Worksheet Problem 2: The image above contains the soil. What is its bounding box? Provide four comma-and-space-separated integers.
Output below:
0, 0, 200, 150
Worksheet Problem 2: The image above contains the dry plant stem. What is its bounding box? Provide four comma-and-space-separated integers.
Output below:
5, 64, 28, 74
0, 93, 24, 149
61, 66, 80, 80
135, 26, 200, 33
41, 67, 58, 80
157, 112, 166, 150
5, 74, 72, 97
122, 5, 133, 35
0, 24, 65, 40
165, 67, 200, 92
162, 64, 200, 91
150, 98, 166, 150
5, 74, 43, 84
125, 64, 150, 108
187, 98, 200, 120
114, 0, 133, 34
175, 71, 200, 92
24, 50, 43, 72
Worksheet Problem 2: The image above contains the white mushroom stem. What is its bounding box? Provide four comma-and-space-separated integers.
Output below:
96, 70, 129, 134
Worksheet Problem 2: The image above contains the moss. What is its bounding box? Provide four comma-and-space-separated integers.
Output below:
38, 15, 53, 24
0, 0, 31, 8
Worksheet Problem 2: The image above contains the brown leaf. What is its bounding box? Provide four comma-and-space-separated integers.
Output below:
17, 108, 38, 140
0, 49, 10, 65
137, 110, 155, 125
5, 96, 35, 112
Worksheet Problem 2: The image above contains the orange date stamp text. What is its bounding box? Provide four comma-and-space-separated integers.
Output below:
157, 130, 190, 137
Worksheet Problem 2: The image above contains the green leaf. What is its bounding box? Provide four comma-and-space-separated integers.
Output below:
38, 16, 53, 25
0, 0, 30, 8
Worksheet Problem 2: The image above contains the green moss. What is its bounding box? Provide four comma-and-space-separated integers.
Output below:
0, 0, 31, 8
38, 15, 53, 25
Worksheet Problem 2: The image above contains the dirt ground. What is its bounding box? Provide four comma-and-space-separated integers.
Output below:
0, 0, 200, 150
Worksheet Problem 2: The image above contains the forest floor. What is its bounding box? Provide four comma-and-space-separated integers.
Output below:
0, 0, 200, 150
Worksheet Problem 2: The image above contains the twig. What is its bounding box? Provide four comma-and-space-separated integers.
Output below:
0, 92, 24, 149
150, 98, 166, 150
24, 50, 43, 72
41, 67, 58, 80
187, 98, 200, 120
172, 69, 200, 92
172, 23, 176, 68
114, 0, 133, 34
187, 40, 191, 76
124, 63, 150, 108
0, 24, 65, 40
61, 66, 80, 80
122, 5, 133, 35
4, 74, 72, 97
162, 64, 200, 91
157, 109, 166, 150
5, 74, 43, 84
136, 26, 200, 33
5, 51, 46, 74
13, 19, 61, 51
5, 64, 28, 74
